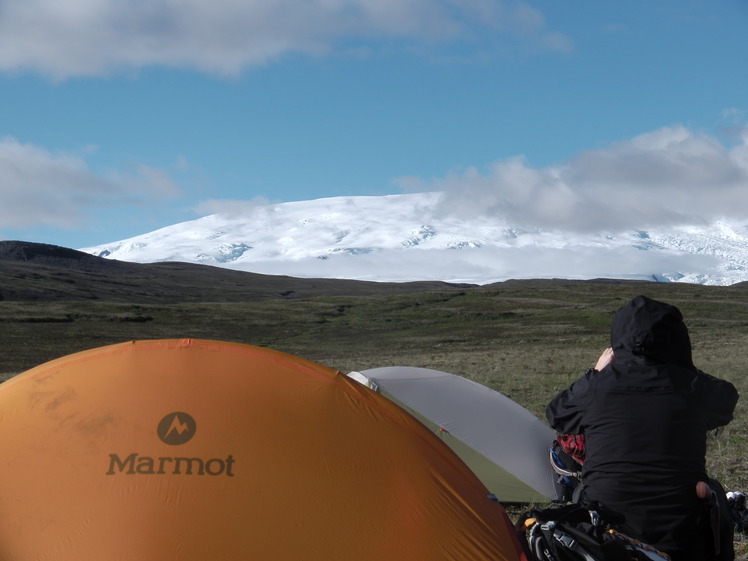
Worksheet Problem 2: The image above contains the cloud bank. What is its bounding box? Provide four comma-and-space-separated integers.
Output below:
222, 245, 721, 285
417, 126, 748, 232
0, 137, 180, 230
3, 125, 747, 239
0, 0, 571, 78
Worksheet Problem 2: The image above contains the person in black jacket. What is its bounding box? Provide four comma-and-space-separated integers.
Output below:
546, 295, 739, 561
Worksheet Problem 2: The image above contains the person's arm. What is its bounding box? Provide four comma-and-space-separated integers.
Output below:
545, 348, 613, 433
696, 370, 739, 430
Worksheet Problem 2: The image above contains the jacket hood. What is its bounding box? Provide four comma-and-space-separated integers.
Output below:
610, 295, 694, 368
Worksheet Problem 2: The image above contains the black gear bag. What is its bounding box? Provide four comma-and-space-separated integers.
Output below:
516, 503, 671, 561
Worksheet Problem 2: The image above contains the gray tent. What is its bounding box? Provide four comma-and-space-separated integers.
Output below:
348, 366, 558, 503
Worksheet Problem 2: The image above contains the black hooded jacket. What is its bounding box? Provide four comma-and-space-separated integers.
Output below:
546, 296, 738, 559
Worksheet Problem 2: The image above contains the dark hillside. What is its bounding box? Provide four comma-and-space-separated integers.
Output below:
0, 241, 473, 303
0, 240, 129, 268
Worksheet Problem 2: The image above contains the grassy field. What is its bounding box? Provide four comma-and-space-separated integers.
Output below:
2, 275, 748, 555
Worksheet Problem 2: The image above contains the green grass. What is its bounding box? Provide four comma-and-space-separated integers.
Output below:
2, 278, 748, 557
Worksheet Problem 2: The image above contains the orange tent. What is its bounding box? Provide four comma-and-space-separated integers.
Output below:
0, 339, 527, 560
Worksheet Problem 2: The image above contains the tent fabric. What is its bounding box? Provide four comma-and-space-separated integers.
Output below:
0, 339, 526, 561
349, 366, 558, 503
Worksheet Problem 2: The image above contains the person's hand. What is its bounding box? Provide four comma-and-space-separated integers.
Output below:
696, 481, 711, 500
594, 347, 615, 372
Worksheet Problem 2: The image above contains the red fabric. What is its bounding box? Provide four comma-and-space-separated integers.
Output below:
556, 434, 586, 464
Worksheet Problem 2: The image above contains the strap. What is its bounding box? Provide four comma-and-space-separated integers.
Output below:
549, 448, 581, 479
544, 523, 598, 561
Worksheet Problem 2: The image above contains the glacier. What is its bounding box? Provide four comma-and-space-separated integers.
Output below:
80, 192, 748, 286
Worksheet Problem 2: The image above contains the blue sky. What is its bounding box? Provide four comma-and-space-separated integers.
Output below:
1, 0, 747, 249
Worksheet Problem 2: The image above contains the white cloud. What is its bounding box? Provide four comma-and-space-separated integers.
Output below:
0, 0, 571, 78
0, 137, 181, 230
194, 197, 272, 218
721, 108, 746, 124
417, 125, 748, 232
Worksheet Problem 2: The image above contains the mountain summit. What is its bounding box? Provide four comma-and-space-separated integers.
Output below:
81, 192, 748, 286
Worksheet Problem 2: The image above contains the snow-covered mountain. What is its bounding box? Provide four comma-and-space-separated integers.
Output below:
81, 192, 748, 285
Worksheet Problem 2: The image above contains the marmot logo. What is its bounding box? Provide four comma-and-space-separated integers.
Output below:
106, 411, 236, 477
157, 412, 196, 445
